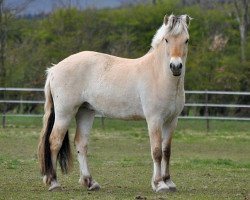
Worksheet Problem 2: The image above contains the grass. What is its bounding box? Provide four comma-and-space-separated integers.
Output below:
0, 118, 249, 199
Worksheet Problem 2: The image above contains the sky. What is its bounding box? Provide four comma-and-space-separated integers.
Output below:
5, 0, 122, 15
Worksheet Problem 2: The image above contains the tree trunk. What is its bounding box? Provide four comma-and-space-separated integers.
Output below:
0, 0, 6, 86
233, 0, 249, 117
233, 0, 248, 62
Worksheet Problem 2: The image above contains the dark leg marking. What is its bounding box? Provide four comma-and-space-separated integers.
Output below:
163, 175, 170, 182
153, 147, 162, 163
84, 176, 93, 188
163, 144, 171, 167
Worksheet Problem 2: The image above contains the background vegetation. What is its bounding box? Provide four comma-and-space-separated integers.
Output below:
0, 0, 249, 90
0, 0, 249, 117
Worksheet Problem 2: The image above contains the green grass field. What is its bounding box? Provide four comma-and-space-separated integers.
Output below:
0, 118, 249, 200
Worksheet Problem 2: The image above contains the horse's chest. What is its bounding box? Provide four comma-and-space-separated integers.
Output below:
163, 93, 185, 119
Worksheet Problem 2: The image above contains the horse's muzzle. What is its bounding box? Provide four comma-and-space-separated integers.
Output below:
170, 63, 182, 76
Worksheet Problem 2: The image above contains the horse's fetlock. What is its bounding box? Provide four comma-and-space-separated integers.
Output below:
153, 176, 163, 185
163, 175, 170, 182
83, 176, 93, 187
43, 174, 55, 185
43, 175, 49, 185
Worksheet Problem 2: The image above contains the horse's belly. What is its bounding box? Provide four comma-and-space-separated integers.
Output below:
93, 102, 145, 120
102, 104, 145, 120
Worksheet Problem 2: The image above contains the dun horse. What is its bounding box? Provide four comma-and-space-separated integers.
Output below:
38, 14, 191, 192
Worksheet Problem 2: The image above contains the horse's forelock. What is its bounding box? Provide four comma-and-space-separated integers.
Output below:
166, 14, 189, 36
151, 14, 190, 49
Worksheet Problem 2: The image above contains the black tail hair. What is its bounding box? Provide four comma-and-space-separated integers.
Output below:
43, 108, 55, 177
39, 108, 72, 179
58, 130, 72, 174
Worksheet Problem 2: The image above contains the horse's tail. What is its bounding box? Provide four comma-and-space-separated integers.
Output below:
38, 71, 72, 179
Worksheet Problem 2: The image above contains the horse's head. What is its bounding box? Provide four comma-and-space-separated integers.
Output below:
151, 14, 191, 77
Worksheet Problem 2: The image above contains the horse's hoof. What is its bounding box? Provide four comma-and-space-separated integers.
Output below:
49, 181, 62, 192
88, 181, 100, 191
153, 181, 169, 193
165, 179, 177, 192
169, 187, 177, 192
80, 176, 100, 191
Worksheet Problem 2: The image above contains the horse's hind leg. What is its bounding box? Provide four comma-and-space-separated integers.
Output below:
161, 119, 177, 192
75, 107, 100, 191
45, 115, 73, 191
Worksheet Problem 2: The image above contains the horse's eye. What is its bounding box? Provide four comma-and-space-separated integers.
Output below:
185, 39, 189, 44
165, 39, 168, 43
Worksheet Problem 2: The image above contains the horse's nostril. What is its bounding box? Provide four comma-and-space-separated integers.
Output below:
178, 63, 183, 69
170, 63, 182, 70
170, 63, 174, 69
170, 62, 182, 76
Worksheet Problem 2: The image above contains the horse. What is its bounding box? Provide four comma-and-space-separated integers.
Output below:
38, 14, 191, 193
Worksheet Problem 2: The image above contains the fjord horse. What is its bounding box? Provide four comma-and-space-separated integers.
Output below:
38, 14, 191, 192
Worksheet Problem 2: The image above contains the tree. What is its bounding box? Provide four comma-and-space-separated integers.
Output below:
0, 0, 34, 86
0, 0, 6, 86
233, 0, 249, 62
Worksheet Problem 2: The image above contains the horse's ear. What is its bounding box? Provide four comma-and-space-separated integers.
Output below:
184, 15, 192, 26
164, 15, 169, 25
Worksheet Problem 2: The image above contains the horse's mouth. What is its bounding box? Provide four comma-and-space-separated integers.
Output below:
172, 71, 181, 76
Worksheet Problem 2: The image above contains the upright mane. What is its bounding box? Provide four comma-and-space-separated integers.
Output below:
151, 14, 190, 49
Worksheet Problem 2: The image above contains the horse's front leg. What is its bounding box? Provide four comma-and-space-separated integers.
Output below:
148, 120, 169, 192
161, 119, 177, 192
